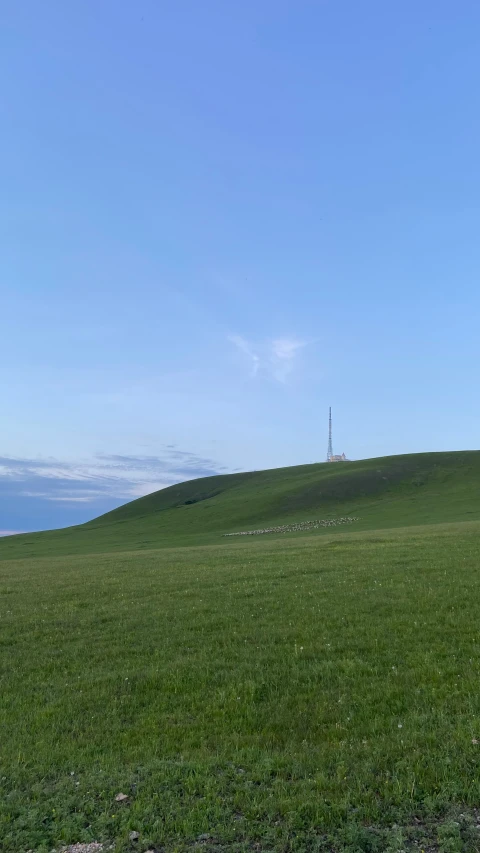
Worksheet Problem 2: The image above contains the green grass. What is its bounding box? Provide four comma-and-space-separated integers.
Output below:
3, 451, 480, 851
3, 521, 480, 851
2, 450, 480, 559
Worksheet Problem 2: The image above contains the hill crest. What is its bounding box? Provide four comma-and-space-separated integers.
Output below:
1, 450, 480, 559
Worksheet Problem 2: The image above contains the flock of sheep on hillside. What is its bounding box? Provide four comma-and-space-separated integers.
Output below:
223, 517, 359, 537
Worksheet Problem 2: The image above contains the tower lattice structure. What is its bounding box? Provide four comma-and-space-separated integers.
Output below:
327, 406, 333, 462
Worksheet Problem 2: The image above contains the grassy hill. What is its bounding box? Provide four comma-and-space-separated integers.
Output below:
4, 451, 480, 850
2, 450, 480, 558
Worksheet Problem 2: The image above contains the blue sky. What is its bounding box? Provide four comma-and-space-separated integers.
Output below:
2, 0, 480, 534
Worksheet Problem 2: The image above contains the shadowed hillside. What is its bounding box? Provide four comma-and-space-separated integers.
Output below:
1, 450, 480, 558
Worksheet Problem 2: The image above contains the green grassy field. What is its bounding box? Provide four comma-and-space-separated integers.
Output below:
3, 452, 480, 852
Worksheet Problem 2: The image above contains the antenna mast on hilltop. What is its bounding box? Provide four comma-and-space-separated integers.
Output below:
327, 406, 333, 462
326, 408, 350, 462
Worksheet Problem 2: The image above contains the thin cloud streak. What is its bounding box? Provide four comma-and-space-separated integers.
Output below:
229, 334, 307, 383
0, 448, 226, 505
228, 334, 261, 377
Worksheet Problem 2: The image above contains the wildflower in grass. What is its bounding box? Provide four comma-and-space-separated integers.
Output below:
472, 738, 478, 744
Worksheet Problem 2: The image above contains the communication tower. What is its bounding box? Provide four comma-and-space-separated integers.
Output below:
326, 407, 349, 462
327, 407, 333, 462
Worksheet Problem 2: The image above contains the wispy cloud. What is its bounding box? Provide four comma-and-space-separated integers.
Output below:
228, 335, 261, 377
229, 335, 307, 383
0, 448, 226, 506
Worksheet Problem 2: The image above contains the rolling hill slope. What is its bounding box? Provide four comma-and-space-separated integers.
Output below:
2, 450, 480, 559
4, 452, 480, 850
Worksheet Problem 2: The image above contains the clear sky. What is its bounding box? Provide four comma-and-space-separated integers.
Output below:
2, 0, 480, 534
